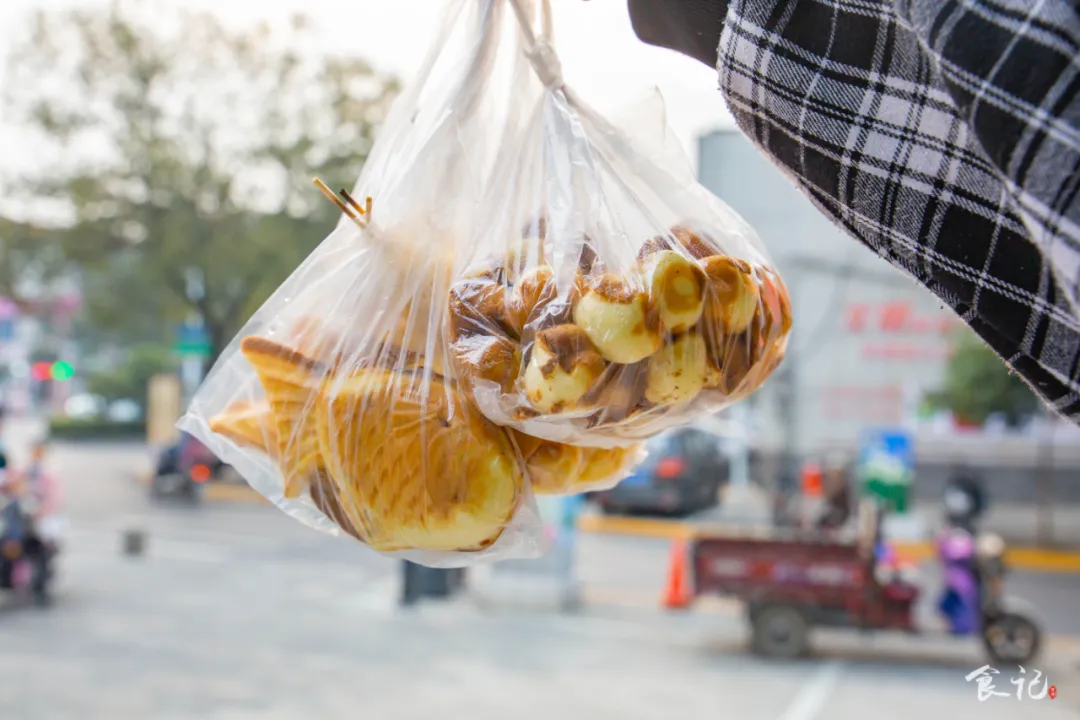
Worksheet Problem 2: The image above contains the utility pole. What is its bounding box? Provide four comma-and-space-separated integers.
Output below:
181, 268, 207, 408
772, 333, 800, 526
767, 256, 905, 525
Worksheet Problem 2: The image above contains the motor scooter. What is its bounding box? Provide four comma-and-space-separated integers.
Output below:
151, 433, 221, 505
0, 496, 56, 606
936, 471, 1040, 663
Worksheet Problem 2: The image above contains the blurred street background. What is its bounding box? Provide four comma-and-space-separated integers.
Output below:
2, 413, 1080, 720
1, 1, 1079, 719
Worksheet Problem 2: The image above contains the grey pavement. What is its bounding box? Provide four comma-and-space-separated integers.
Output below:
0, 419, 1079, 718
2, 551, 1079, 720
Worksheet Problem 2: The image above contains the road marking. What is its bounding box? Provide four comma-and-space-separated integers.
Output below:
775, 661, 844, 720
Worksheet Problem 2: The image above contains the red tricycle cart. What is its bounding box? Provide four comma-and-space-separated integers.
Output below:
686, 506, 1041, 663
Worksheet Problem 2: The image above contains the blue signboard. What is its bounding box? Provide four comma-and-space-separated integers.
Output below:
858, 428, 914, 513
173, 322, 211, 357
0, 319, 13, 342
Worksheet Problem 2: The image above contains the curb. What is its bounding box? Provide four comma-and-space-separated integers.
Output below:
577, 514, 1080, 574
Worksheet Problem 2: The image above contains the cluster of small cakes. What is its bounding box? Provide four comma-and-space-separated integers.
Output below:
447, 222, 792, 439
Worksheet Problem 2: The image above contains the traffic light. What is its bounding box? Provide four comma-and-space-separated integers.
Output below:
31, 361, 74, 382
31, 362, 52, 382
51, 361, 74, 381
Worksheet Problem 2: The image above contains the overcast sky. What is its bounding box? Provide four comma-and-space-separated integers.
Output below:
0, 0, 736, 176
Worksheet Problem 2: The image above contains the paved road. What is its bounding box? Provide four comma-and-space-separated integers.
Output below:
3, 549, 1079, 719
0, 419, 1078, 719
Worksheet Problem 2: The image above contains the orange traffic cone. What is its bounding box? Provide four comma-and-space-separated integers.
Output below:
661, 538, 693, 610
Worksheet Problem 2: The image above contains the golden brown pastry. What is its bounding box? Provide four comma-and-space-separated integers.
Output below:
511, 429, 643, 495
448, 276, 516, 342
508, 265, 556, 336
580, 361, 648, 423
207, 404, 383, 546
523, 216, 602, 275
284, 313, 436, 377
705, 331, 757, 396
208, 400, 277, 456
451, 333, 522, 396
758, 270, 793, 341
700, 255, 759, 336
289, 316, 346, 365
645, 332, 710, 405
523, 324, 607, 413
573, 274, 661, 364
669, 225, 717, 260
641, 250, 707, 333
239, 336, 524, 553
517, 435, 584, 493
308, 470, 365, 543
638, 225, 717, 262
237, 339, 324, 499
575, 444, 642, 492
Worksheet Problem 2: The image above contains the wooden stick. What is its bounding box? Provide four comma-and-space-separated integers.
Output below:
339, 189, 374, 221
339, 189, 365, 216
313, 178, 367, 229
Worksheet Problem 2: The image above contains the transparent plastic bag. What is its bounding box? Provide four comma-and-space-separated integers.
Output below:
179, 0, 791, 565
446, 1, 792, 449
180, 0, 555, 566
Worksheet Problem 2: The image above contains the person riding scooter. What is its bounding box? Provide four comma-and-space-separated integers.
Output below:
0, 439, 62, 604
937, 469, 989, 635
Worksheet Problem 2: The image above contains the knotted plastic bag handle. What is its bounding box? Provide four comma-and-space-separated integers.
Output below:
507, 0, 563, 90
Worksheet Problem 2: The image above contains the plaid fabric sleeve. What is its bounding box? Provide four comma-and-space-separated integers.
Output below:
714, 0, 1080, 420
627, 0, 1080, 420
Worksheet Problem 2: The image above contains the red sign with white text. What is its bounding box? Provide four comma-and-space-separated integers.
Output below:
842, 302, 957, 362
845, 302, 957, 335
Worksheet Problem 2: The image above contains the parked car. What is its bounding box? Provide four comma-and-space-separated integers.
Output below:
63, 394, 108, 420
592, 427, 729, 517
151, 433, 226, 503
106, 399, 142, 423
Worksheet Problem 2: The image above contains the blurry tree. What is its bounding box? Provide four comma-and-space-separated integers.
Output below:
0, 220, 67, 303
1, 1, 399, 362
928, 329, 1039, 427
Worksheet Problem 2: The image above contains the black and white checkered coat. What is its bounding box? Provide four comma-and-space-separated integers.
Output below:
628, 0, 1080, 421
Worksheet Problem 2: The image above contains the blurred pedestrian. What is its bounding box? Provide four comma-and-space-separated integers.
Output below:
0, 439, 61, 604
10, 439, 61, 582
611, 0, 1080, 423
22, 440, 62, 522
815, 455, 852, 531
